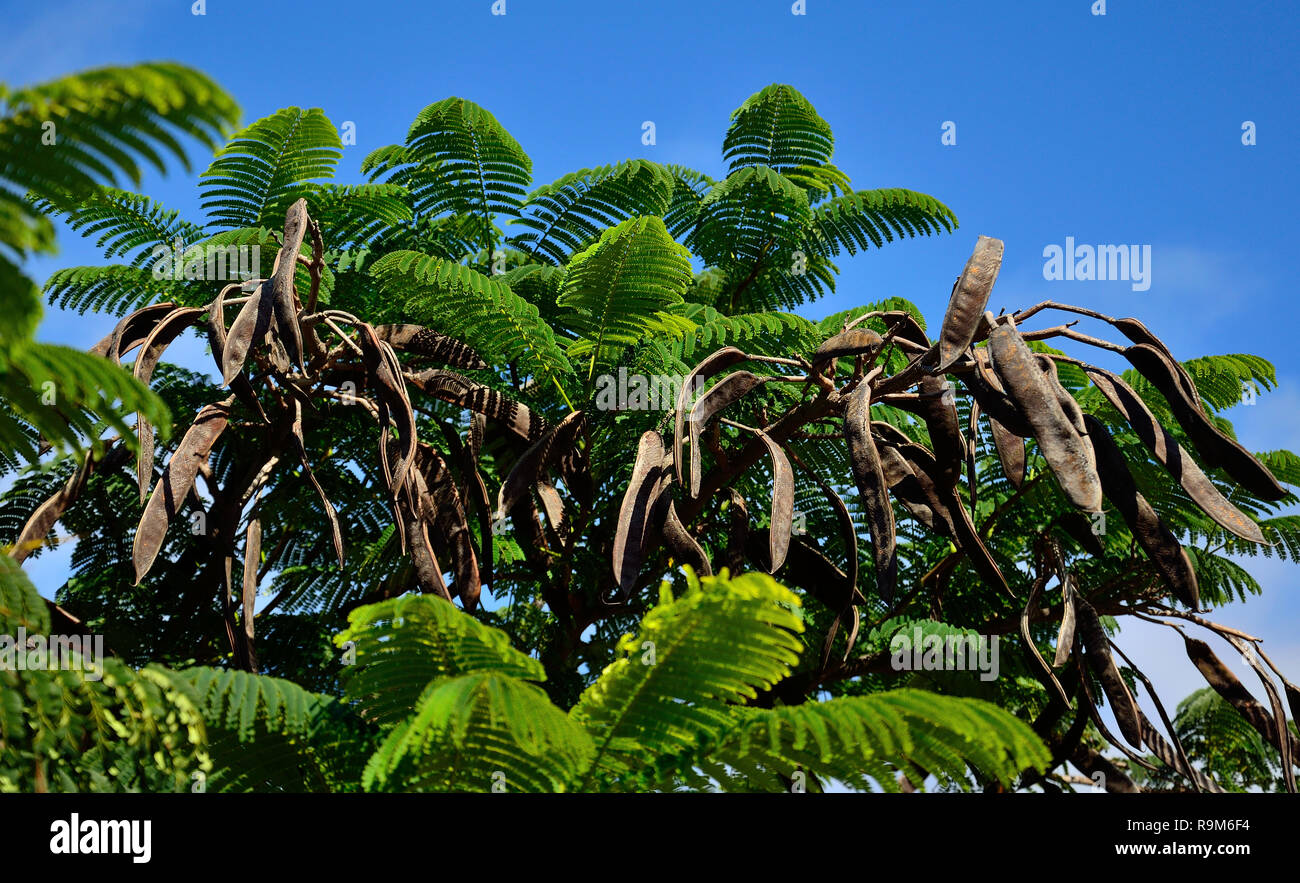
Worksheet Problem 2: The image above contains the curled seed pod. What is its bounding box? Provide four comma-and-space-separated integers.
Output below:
661, 498, 712, 576
11, 443, 129, 564
1021, 574, 1071, 706
1073, 592, 1144, 748
988, 316, 1102, 511
687, 370, 767, 497
753, 429, 795, 573
265, 198, 309, 371
222, 280, 271, 386
358, 327, 417, 497
92, 302, 178, 362
1183, 635, 1286, 755
1124, 343, 1287, 501
1083, 414, 1199, 609
373, 324, 487, 369
875, 437, 956, 537
498, 410, 585, 518
987, 413, 1026, 489
535, 480, 568, 539
408, 369, 546, 442
812, 328, 883, 366
1053, 576, 1077, 667
933, 235, 1004, 373
133, 307, 204, 504
1086, 366, 1265, 544
206, 285, 269, 423
674, 346, 750, 489
133, 399, 233, 584
415, 444, 481, 610
613, 432, 667, 596
846, 383, 897, 601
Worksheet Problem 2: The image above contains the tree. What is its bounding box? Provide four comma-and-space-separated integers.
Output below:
5, 82, 1298, 794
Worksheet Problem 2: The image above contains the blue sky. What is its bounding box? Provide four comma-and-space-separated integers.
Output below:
4, 0, 1300, 720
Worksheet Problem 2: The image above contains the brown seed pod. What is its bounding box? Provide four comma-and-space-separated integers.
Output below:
1035, 355, 1087, 435
988, 316, 1102, 511
1183, 635, 1287, 758
206, 285, 269, 423
918, 374, 965, 489
132, 306, 204, 504
1083, 414, 1199, 610
242, 517, 261, 649
222, 280, 271, 386
846, 382, 897, 601
264, 198, 308, 371
498, 410, 585, 518
358, 328, 417, 498
133, 399, 233, 584
1021, 574, 1070, 706
91, 302, 178, 362
811, 328, 883, 365
987, 414, 1026, 489
612, 433, 665, 597
1085, 366, 1265, 544
966, 353, 1035, 438
752, 428, 795, 573
373, 324, 487, 370
687, 370, 767, 497
407, 369, 547, 443
1053, 575, 1077, 667
1138, 716, 1224, 793
674, 346, 750, 490
11, 443, 130, 564
661, 499, 711, 577
965, 399, 980, 510
1073, 592, 1144, 748
874, 435, 956, 538
1109, 316, 1203, 410
933, 235, 1004, 373
415, 443, 481, 610
1123, 343, 1287, 501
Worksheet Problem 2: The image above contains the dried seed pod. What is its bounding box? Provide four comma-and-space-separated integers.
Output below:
673, 346, 751, 489
811, 328, 883, 365
687, 370, 766, 497
206, 285, 269, 423
661, 499, 712, 576
11, 443, 129, 564
222, 280, 271, 386
91, 302, 178, 362
1085, 366, 1265, 544
133, 399, 233, 584
988, 316, 1102, 511
724, 489, 749, 574
415, 444, 481, 610
919, 374, 965, 489
1083, 414, 1199, 610
1053, 576, 1077, 667
242, 518, 261, 649
1074, 592, 1144, 748
966, 358, 1035, 438
965, 399, 980, 510
536, 480, 568, 540
133, 307, 204, 504
358, 326, 416, 497
1110, 316, 1203, 410
846, 383, 897, 602
1139, 716, 1224, 793
373, 324, 487, 369
987, 413, 1026, 488
1183, 635, 1285, 756
875, 436, 956, 538
407, 369, 546, 442
1021, 574, 1070, 706
498, 410, 585, 518
264, 198, 308, 370
1124, 343, 1287, 501
753, 428, 795, 573
933, 235, 1004, 372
